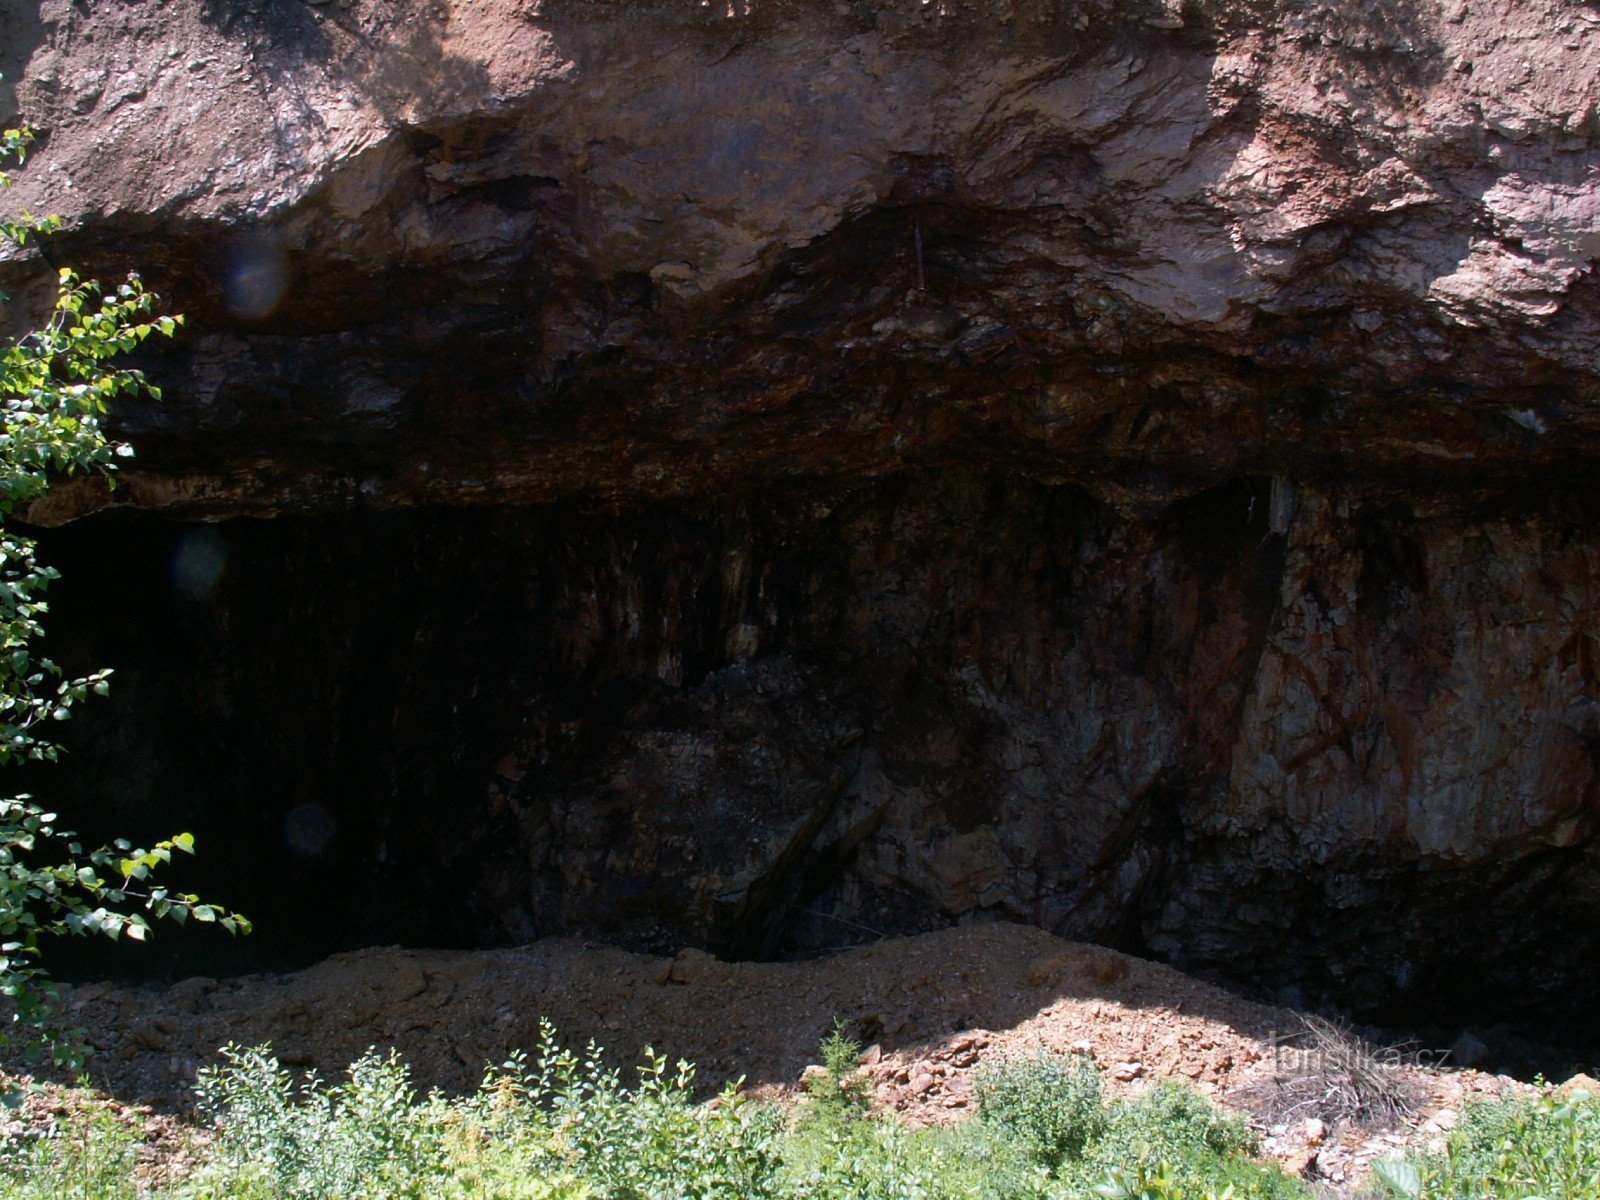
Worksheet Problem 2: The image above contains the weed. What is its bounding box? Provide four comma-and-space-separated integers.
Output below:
0, 1104, 139, 1200
0, 1031, 1318, 1200
975, 1050, 1106, 1169
1368, 1087, 1600, 1200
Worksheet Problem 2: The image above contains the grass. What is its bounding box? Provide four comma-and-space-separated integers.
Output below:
0, 1021, 1360, 1200
0, 1104, 144, 1200
1368, 1084, 1600, 1200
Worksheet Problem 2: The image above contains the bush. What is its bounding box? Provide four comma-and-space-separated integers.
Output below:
0, 1033, 1311, 1200
528, 1033, 785, 1200
966, 1052, 1301, 1200
182, 1023, 785, 1200
1065, 1080, 1301, 1200
1369, 1088, 1600, 1200
188, 1045, 450, 1199
975, 1050, 1106, 1170
801, 1021, 873, 1119
780, 1049, 1303, 1200
782, 1113, 1038, 1200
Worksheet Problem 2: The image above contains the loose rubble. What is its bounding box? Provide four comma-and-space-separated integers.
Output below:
5, 924, 1549, 1194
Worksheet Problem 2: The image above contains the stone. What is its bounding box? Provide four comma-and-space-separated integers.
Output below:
669, 947, 717, 985
130, 1025, 169, 1053
167, 1056, 198, 1082
166, 977, 218, 1015
390, 961, 428, 1001
1282, 1148, 1318, 1179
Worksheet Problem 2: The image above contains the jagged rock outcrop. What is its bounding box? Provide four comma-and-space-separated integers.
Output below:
4, 0, 1599, 516
3, 0, 1600, 1032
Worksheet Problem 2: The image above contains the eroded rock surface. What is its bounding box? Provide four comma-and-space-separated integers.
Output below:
35, 473, 1600, 1034
2, 0, 1599, 1033
2, 0, 1598, 515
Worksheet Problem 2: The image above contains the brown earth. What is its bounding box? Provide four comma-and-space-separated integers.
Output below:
13, 924, 1527, 1193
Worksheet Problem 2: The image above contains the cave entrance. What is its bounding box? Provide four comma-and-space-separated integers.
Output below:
20, 476, 1600, 1070
30, 499, 814, 979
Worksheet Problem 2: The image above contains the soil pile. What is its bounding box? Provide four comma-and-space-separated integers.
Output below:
25, 924, 1525, 1191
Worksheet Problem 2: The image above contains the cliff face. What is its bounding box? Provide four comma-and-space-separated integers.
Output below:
3, 0, 1599, 1028
5, 0, 1600, 515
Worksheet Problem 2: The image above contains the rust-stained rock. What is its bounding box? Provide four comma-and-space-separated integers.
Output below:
0, 0, 1597, 518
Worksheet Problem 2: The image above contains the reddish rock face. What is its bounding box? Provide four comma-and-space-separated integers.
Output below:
3, 0, 1599, 1032
3, 0, 1598, 518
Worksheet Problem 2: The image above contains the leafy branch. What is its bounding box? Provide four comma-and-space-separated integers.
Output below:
1, 102, 248, 1071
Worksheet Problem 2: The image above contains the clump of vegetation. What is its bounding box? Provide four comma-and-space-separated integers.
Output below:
0, 1029, 1308, 1200
0, 1101, 144, 1200
1370, 1086, 1600, 1200
14, 1034, 1595, 1200
974, 1050, 1107, 1169
1, 88, 246, 1069
972, 1052, 1301, 1200
1233, 1015, 1420, 1132
801, 1019, 873, 1117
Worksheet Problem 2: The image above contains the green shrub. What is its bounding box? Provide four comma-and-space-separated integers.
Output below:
1370, 1088, 1600, 1200
1065, 1081, 1302, 1200
1, 82, 245, 1071
801, 1020, 873, 1120
975, 1050, 1107, 1170
785, 1039, 1049, 1200
530, 1037, 785, 1200
782, 1106, 1043, 1200
187, 1045, 450, 1199
966, 1053, 1300, 1200
185, 1024, 786, 1200
0, 1033, 1314, 1200
1092, 1162, 1221, 1200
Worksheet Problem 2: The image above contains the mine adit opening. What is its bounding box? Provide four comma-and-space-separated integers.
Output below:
18, 472, 1600, 1064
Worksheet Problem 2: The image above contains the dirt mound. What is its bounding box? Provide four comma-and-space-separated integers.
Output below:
27, 924, 1517, 1189
54, 925, 1266, 1101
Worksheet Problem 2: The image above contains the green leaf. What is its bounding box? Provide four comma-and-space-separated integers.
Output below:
1371, 1160, 1423, 1198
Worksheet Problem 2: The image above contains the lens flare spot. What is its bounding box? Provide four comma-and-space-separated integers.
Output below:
225, 235, 289, 320
284, 802, 337, 860
171, 526, 229, 601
